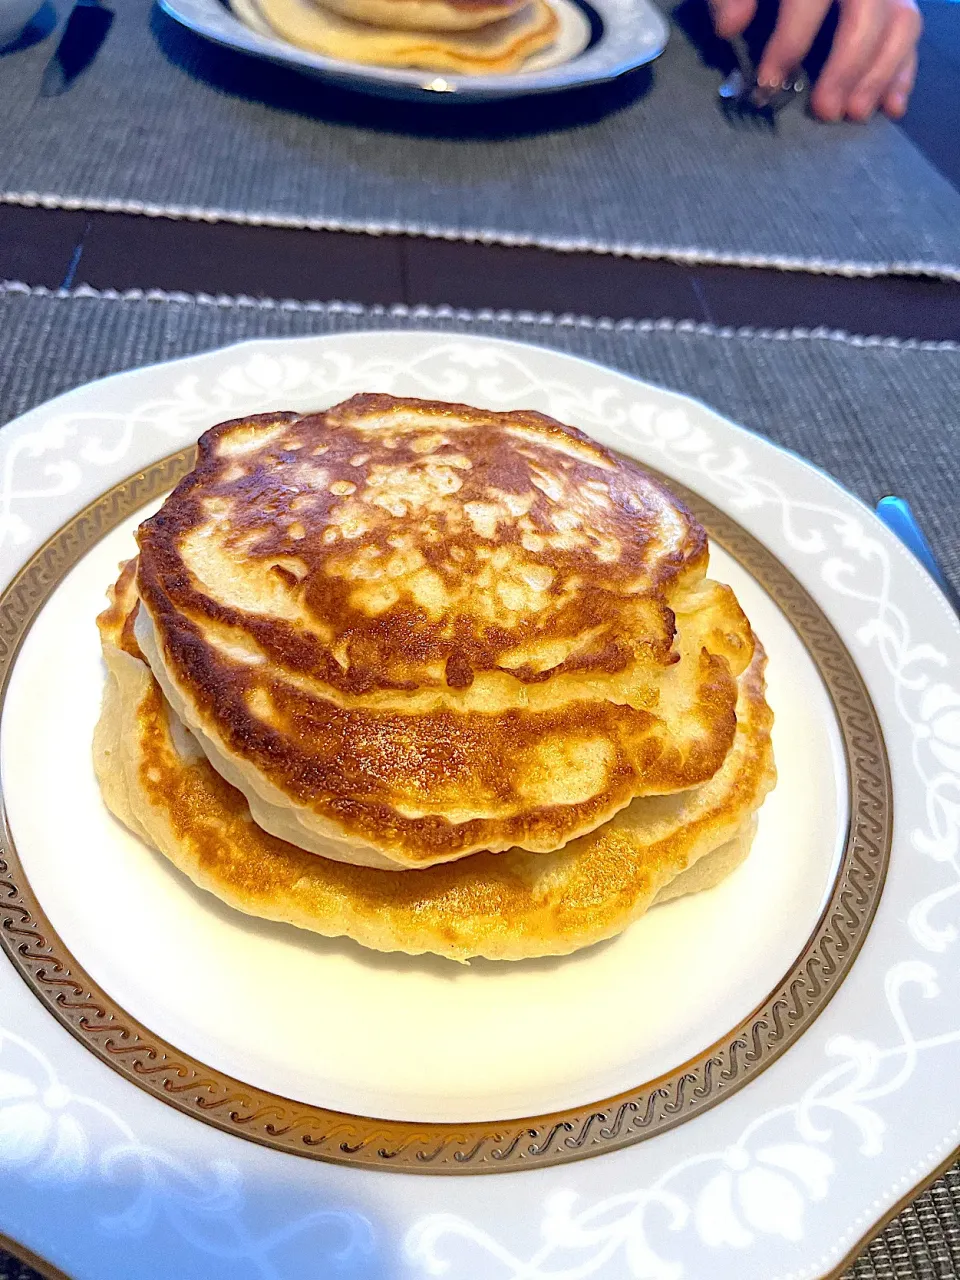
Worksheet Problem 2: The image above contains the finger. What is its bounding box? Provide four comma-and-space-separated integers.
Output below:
756, 0, 833, 89
882, 48, 918, 117
708, 0, 757, 39
846, 5, 921, 120
810, 0, 892, 120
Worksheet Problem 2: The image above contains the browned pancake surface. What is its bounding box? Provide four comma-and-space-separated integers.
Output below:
135, 395, 749, 866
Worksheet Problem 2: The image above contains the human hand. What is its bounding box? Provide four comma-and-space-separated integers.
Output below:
708, 0, 921, 120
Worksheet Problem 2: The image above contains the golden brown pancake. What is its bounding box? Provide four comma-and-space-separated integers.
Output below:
251, 0, 557, 72
95, 561, 776, 962
135, 395, 753, 870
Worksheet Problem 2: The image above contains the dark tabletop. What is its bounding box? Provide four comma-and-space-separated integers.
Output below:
0, 0, 958, 338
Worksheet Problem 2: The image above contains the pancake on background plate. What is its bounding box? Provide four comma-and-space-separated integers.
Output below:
94, 393, 776, 962
314, 0, 526, 33
249, 0, 558, 72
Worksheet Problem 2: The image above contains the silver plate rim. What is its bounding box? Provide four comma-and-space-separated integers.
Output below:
158, 0, 669, 101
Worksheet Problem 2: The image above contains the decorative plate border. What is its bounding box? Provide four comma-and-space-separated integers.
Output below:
0, 444, 891, 1175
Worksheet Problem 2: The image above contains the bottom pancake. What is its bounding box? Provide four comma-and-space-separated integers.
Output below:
94, 563, 776, 962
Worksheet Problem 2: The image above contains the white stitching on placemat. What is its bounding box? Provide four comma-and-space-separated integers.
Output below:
2, 280, 959, 353
3, 190, 960, 282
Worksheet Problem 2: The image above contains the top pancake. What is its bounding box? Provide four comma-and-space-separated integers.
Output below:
135, 394, 752, 869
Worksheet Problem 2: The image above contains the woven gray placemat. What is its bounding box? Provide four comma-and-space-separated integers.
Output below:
0, 282, 957, 1280
3, 0, 960, 276
1, 283, 957, 583
0, 1258, 48, 1280
0, 1253, 51, 1280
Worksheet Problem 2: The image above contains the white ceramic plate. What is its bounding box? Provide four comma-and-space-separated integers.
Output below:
158, 0, 668, 101
0, 331, 957, 1280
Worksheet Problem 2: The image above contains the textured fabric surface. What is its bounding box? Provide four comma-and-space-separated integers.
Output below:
0, 285, 957, 584
0, 1253, 51, 1280
0, 285, 957, 1280
2, 0, 960, 273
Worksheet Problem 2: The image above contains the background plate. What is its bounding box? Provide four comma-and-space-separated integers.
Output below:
159, 0, 668, 101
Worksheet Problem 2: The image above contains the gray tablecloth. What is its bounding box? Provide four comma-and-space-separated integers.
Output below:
2, 0, 960, 276
0, 282, 958, 1280
2, 283, 957, 584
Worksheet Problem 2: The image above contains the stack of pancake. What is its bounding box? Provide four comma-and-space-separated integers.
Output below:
94, 393, 775, 962
236, 0, 558, 74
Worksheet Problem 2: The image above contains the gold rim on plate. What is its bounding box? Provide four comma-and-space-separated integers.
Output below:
0, 448, 891, 1175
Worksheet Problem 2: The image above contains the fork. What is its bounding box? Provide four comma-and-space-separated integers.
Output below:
718, 33, 807, 125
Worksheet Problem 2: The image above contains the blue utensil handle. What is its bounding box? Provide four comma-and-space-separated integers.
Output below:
876, 496, 959, 614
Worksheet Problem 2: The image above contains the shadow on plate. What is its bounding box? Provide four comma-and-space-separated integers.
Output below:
150, 1, 653, 139
0, 1, 56, 54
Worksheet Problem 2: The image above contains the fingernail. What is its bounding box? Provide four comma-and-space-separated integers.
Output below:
816, 92, 842, 121
889, 91, 906, 115
756, 64, 781, 92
